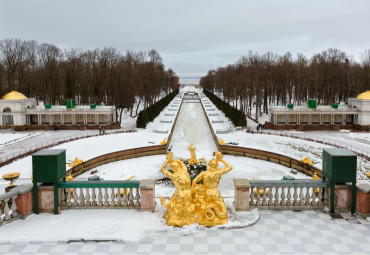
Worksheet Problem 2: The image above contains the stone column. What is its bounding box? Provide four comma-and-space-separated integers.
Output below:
15, 184, 33, 216
233, 179, 251, 211
139, 179, 156, 212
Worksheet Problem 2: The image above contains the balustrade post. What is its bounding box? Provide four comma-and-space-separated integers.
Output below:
139, 179, 156, 212
233, 179, 251, 211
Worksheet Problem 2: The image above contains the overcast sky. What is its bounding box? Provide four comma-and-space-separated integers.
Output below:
1, 0, 370, 79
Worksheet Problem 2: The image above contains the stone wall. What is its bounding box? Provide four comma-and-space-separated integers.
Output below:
219, 144, 322, 177
68, 145, 167, 177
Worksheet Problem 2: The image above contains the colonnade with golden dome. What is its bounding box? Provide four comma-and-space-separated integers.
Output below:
0, 91, 116, 128
267, 91, 370, 129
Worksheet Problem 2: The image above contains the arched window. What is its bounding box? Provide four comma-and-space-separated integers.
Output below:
3, 107, 13, 125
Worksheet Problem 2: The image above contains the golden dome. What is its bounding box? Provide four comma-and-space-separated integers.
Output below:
356, 90, 370, 100
1, 91, 27, 100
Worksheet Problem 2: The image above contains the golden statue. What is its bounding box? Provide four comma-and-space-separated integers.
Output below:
218, 137, 225, 145
160, 137, 167, 145
68, 157, 83, 168
188, 143, 198, 165
159, 152, 197, 227
312, 172, 320, 193
192, 151, 232, 226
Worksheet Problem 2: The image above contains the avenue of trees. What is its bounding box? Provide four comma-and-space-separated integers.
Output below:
0, 38, 178, 124
200, 49, 370, 121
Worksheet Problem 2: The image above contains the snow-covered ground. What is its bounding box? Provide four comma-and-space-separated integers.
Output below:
0, 199, 259, 243
0, 132, 40, 148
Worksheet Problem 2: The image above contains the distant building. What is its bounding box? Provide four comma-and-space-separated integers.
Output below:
266, 91, 370, 130
0, 91, 117, 130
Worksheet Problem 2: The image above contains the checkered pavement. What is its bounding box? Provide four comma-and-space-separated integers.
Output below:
1, 210, 369, 255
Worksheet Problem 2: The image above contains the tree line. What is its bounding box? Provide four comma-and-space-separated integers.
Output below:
0, 38, 178, 124
200, 49, 370, 121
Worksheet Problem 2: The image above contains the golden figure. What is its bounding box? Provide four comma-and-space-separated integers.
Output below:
192, 151, 232, 226
160, 137, 167, 145
312, 172, 320, 193
218, 137, 225, 145
159, 152, 197, 227
188, 143, 198, 165
68, 157, 83, 168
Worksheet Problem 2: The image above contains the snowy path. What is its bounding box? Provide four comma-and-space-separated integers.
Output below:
261, 130, 370, 159
169, 99, 217, 159
0, 130, 99, 161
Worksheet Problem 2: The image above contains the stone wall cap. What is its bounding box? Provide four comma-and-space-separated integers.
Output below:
233, 179, 251, 188
139, 179, 156, 189
17, 183, 33, 195
357, 182, 370, 193
0, 189, 18, 200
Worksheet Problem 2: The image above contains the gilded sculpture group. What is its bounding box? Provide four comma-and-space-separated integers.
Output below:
160, 144, 232, 227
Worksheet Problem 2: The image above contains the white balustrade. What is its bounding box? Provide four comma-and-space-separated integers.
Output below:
60, 187, 140, 209
250, 180, 328, 210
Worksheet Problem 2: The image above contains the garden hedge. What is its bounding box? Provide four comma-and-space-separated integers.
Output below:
136, 89, 179, 128
203, 89, 247, 127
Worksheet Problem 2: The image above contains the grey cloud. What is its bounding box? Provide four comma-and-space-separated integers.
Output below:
1, 0, 369, 78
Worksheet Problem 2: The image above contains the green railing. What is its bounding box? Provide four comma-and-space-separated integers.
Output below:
58, 180, 141, 209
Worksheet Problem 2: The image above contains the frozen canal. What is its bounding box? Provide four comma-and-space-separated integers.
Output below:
169, 98, 217, 159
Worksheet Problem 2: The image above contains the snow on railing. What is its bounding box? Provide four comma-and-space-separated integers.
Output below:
0, 129, 136, 167
249, 180, 329, 210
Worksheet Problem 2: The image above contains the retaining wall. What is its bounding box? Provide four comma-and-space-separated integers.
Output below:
219, 145, 322, 177
68, 145, 167, 177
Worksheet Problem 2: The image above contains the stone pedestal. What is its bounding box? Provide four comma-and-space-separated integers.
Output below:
356, 182, 370, 215
15, 184, 33, 216
233, 179, 251, 211
334, 184, 352, 210
139, 179, 156, 212
37, 185, 61, 213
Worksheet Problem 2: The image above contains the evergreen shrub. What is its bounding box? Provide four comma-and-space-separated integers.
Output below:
203, 89, 247, 127
136, 89, 179, 128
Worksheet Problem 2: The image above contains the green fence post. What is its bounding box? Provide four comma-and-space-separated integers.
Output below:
330, 183, 335, 214
33, 182, 38, 214
54, 181, 59, 214
351, 182, 356, 214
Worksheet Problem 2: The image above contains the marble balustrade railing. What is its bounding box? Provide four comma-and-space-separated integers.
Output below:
0, 184, 33, 225
58, 181, 140, 209
249, 180, 329, 210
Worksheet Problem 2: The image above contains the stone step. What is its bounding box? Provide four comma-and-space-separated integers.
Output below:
161, 120, 173, 123
212, 120, 224, 123
154, 129, 169, 134
165, 114, 175, 116
216, 129, 230, 134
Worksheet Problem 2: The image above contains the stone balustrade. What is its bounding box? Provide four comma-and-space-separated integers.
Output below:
0, 184, 33, 226
58, 181, 141, 209
234, 179, 329, 211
